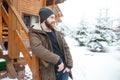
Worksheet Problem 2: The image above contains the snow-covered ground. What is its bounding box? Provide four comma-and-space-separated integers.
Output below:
1, 36, 120, 80
66, 36, 120, 80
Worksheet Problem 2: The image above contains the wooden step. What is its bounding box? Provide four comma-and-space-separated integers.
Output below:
2, 25, 8, 43
2, 25, 8, 42
2, 25, 8, 30
2, 32, 8, 35
2, 27, 8, 31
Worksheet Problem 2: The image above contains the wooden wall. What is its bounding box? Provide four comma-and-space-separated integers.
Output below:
19, 0, 45, 15
11, 0, 46, 41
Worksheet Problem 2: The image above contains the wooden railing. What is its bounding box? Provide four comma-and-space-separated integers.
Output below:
15, 30, 32, 68
1, 0, 40, 80
1, 4, 8, 25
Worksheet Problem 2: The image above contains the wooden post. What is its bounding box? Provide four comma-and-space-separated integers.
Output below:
0, 0, 2, 39
53, 0, 55, 9
43, 0, 46, 6
32, 54, 40, 80
8, 2, 19, 60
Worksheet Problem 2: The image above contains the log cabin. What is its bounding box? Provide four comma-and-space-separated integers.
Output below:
0, 0, 65, 79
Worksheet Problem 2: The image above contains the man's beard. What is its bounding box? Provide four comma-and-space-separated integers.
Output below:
45, 20, 55, 30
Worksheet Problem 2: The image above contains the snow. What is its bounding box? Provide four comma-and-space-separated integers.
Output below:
1, 64, 32, 80
1, 36, 120, 80
65, 36, 120, 80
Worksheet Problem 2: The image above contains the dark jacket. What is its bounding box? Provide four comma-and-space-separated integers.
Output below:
29, 26, 73, 80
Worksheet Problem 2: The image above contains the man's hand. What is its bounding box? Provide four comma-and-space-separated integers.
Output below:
63, 67, 70, 73
57, 62, 64, 72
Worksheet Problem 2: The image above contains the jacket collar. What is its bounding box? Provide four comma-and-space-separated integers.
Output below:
31, 23, 60, 34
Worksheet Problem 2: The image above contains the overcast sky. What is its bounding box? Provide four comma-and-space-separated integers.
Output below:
58, 0, 120, 27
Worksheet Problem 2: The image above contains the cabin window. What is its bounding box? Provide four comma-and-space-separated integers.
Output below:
23, 15, 30, 27
23, 13, 39, 28
31, 16, 37, 26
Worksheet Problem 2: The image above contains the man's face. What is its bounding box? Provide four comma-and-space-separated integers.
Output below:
45, 14, 56, 29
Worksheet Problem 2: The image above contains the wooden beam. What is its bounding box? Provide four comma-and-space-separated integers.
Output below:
32, 55, 40, 80
0, 1, 2, 39
43, 0, 46, 6
8, 7, 19, 59
53, 0, 55, 9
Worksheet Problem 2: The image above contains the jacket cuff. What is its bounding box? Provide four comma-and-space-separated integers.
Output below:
55, 58, 62, 66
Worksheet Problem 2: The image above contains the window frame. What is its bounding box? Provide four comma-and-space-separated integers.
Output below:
22, 13, 39, 28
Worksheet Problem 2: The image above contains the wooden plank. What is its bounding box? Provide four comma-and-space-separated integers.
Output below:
8, 6, 13, 59
20, 30, 29, 39
0, 1, 2, 39
43, 0, 46, 6
8, 8, 19, 59
20, 0, 43, 15
32, 55, 40, 80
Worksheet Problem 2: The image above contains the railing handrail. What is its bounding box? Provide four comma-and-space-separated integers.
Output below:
1, 4, 8, 24
1, 4, 8, 16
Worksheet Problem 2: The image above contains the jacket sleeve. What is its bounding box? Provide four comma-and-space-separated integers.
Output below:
60, 33, 73, 68
29, 31, 60, 65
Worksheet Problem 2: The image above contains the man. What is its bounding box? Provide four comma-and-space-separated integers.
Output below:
29, 7, 73, 80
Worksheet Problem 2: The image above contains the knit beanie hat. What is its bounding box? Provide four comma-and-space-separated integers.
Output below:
39, 7, 54, 23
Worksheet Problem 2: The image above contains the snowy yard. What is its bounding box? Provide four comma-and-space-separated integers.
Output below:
66, 36, 120, 80
1, 36, 120, 80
